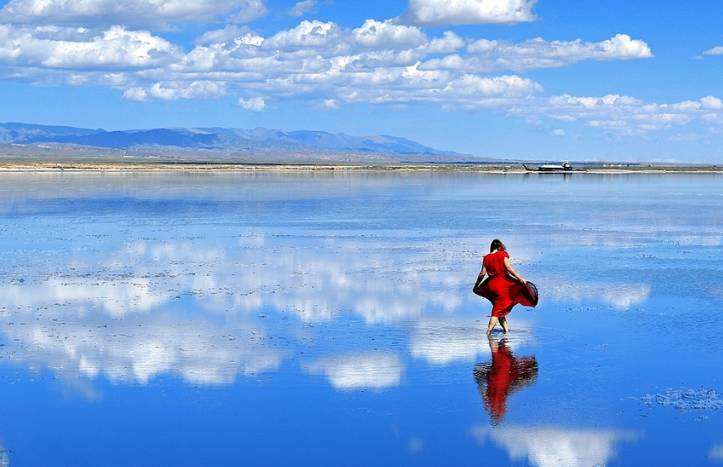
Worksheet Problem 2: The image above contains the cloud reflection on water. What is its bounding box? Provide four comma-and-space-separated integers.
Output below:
305, 352, 403, 390
115, 236, 472, 324
471, 425, 636, 467
710, 444, 723, 463
0, 311, 282, 386
0, 231, 653, 390
542, 281, 651, 311
1, 233, 652, 322
410, 318, 531, 366
1, 278, 166, 317
1, 172, 721, 467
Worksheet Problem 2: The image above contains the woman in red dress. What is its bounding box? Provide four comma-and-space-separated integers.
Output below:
475, 239, 532, 335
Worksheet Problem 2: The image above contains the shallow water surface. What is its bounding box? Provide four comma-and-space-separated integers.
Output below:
0, 172, 722, 466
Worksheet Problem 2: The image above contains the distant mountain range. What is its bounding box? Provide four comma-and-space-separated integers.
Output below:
0, 122, 468, 160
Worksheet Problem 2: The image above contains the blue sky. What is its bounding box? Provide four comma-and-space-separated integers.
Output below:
0, 0, 721, 161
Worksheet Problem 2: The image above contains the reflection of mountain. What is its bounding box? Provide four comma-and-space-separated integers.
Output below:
472, 425, 636, 467
306, 352, 403, 390
473, 337, 538, 424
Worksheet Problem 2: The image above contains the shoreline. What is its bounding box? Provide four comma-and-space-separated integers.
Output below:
0, 161, 721, 174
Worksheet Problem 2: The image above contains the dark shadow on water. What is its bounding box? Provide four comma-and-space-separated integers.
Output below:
473, 336, 538, 425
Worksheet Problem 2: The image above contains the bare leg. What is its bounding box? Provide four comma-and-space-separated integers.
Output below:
486, 316, 499, 335
500, 317, 510, 334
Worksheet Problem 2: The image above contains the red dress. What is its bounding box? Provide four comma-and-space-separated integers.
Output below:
477, 250, 534, 318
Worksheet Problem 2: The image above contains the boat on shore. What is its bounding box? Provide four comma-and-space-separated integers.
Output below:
522, 161, 582, 173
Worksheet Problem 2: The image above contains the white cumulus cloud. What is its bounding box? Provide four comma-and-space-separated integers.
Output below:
507, 93, 723, 134
239, 96, 266, 111
289, 0, 317, 17
231, 0, 267, 23
423, 34, 652, 72
401, 0, 537, 25
264, 19, 341, 49
123, 86, 148, 101
703, 46, 723, 56
195, 25, 261, 46
352, 19, 427, 49
0, 0, 268, 28
162, 21, 546, 107
0, 16, 716, 135
0, 24, 179, 69
322, 98, 339, 109
145, 80, 226, 100
701, 95, 723, 110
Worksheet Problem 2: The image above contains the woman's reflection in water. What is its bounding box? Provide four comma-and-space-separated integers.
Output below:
473, 336, 538, 425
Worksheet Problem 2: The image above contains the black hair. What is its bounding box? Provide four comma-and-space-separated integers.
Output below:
490, 239, 506, 252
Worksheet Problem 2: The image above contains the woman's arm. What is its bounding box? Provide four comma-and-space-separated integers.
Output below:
503, 257, 527, 283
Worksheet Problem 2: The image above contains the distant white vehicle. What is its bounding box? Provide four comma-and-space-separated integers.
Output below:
523, 161, 575, 172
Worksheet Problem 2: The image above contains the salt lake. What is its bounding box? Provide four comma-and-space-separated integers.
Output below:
0, 172, 721, 466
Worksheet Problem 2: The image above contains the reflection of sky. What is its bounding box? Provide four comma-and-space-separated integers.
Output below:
541, 280, 650, 311
712, 444, 723, 463
0, 231, 602, 389
0, 311, 281, 385
305, 352, 403, 390
1, 173, 722, 465
410, 317, 531, 365
2, 173, 722, 390
472, 425, 636, 467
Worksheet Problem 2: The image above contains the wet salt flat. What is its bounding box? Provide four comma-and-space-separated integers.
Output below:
0, 172, 722, 466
